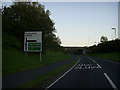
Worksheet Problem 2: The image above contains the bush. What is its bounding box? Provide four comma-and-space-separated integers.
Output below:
88, 39, 120, 53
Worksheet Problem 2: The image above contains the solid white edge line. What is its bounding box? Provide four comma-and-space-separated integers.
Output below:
45, 59, 80, 89
104, 73, 118, 90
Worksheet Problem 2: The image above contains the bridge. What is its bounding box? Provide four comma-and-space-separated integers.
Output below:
63, 46, 88, 55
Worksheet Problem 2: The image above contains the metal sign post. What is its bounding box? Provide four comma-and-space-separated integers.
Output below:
25, 37, 27, 55
40, 52, 42, 62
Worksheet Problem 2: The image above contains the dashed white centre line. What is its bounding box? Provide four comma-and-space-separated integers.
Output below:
104, 73, 118, 90
46, 57, 118, 89
91, 58, 118, 90
96, 63, 102, 69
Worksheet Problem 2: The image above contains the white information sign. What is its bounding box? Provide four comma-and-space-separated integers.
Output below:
24, 31, 42, 52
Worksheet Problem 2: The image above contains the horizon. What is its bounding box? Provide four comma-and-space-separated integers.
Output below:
1, 2, 118, 47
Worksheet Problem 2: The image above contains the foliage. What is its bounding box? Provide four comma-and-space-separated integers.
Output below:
100, 35, 108, 43
89, 52, 120, 63
88, 39, 120, 53
3, 47, 70, 76
18, 56, 79, 88
2, 2, 61, 53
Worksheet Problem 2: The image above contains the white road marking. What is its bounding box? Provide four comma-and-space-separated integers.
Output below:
93, 60, 96, 63
45, 59, 80, 89
97, 63, 102, 69
97, 66, 99, 68
91, 58, 118, 89
90, 58, 102, 69
91, 66, 96, 69
104, 73, 118, 90
81, 64, 83, 66
74, 63, 102, 70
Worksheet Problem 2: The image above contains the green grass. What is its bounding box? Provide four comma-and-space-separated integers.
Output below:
89, 52, 120, 63
18, 56, 80, 88
3, 47, 71, 76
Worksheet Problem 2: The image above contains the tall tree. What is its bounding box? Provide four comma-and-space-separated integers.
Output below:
2, 2, 61, 52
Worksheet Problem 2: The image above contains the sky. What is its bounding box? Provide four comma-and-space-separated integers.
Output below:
119, 1, 120, 38
41, 2, 118, 47
1, 1, 118, 47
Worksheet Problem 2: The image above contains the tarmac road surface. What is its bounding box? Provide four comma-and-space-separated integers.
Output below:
46, 55, 120, 89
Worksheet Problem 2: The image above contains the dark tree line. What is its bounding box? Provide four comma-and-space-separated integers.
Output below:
2, 2, 61, 53
88, 39, 120, 53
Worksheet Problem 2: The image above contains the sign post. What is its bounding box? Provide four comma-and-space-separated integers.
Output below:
24, 31, 42, 62
40, 52, 42, 62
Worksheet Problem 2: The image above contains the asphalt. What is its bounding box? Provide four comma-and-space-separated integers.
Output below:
46, 55, 120, 89
2, 55, 78, 88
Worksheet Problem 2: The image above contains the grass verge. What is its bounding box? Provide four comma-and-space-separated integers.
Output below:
3, 47, 71, 76
18, 56, 80, 88
89, 52, 120, 63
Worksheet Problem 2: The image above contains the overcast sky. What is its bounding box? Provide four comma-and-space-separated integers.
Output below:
2, 1, 118, 47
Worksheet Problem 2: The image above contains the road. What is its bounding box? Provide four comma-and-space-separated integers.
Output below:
46, 55, 120, 89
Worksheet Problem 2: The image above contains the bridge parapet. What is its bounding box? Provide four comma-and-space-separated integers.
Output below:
63, 47, 88, 55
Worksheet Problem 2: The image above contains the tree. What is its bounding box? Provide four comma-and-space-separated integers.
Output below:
2, 2, 61, 53
100, 36, 108, 43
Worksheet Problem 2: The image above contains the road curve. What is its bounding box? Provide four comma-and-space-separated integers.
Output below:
46, 55, 120, 89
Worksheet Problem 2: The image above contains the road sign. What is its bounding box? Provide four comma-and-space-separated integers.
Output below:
24, 31, 42, 52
